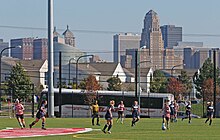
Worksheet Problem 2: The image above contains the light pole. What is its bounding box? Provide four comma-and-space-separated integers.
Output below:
171, 64, 185, 77
138, 60, 151, 107
68, 57, 76, 85
76, 55, 93, 89
0, 45, 21, 110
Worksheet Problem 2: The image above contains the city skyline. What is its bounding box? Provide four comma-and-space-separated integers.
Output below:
0, 0, 220, 61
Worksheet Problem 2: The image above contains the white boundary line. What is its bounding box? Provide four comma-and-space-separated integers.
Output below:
2, 128, 92, 139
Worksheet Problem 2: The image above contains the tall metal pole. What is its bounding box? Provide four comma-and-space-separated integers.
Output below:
59, 52, 62, 117
213, 49, 217, 118
48, 0, 54, 117
135, 50, 138, 99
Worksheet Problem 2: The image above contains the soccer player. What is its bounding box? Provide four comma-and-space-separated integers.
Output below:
169, 101, 175, 122
102, 100, 115, 134
14, 99, 26, 129
131, 101, 140, 127
162, 101, 171, 130
116, 101, 125, 124
29, 100, 47, 130
91, 100, 100, 126
173, 100, 179, 122
205, 101, 214, 125
182, 101, 192, 123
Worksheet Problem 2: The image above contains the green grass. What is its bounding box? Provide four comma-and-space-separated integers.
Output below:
1, 117, 220, 140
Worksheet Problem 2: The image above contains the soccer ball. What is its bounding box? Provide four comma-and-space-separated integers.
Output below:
162, 126, 166, 130
162, 123, 166, 130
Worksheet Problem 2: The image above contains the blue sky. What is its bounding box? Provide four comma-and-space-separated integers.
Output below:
0, 0, 220, 61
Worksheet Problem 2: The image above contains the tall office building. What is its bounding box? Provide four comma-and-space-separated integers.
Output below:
0, 39, 9, 56
140, 10, 164, 69
33, 38, 48, 60
11, 38, 34, 60
113, 33, 140, 63
183, 47, 210, 69
161, 25, 182, 49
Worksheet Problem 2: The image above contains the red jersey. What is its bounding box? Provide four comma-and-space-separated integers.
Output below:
14, 103, 24, 115
118, 104, 125, 112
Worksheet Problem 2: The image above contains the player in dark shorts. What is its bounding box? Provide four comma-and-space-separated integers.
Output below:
14, 99, 26, 129
29, 100, 47, 130
116, 101, 125, 124
169, 101, 175, 122
173, 100, 179, 122
162, 101, 171, 130
182, 101, 192, 123
102, 100, 115, 134
205, 101, 214, 125
91, 100, 100, 126
131, 101, 140, 127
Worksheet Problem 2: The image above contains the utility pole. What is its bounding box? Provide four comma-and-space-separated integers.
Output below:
48, 0, 54, 117
135, 50, 138, 99
213, 49, 217, 118
59, 52, 62, 117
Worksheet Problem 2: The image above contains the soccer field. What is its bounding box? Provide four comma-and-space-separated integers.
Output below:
0, 117, 220, 140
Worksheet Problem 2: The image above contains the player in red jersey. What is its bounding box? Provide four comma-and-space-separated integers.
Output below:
14, 99, 26, 129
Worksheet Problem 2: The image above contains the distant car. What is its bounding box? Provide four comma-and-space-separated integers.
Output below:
177, 111, 201, 119
191, 100, 200, 104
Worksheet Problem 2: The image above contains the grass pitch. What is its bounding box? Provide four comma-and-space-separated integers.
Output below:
0, 117, 220, 140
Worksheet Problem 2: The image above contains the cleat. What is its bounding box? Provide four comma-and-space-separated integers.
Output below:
42, 127, 46, 130
107, 131, 111, 134
29, 124, 32, 129
102, 129, 106, 134
96, 124, 100, 126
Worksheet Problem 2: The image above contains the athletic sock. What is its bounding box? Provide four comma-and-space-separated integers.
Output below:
97, 117, 100, 125
107, 124, 112, 131
31, 121, 36, 126
92, 118, 94, 125
103, 124, 108, 131
42, 122, 45, 128
19, 122, 23, 128
209, 120, 212, 125
205, 119, 209, 123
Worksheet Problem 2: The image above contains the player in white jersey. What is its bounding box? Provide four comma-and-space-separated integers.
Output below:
205, 101, 214, 125
131, 101, 140, 127
182, 101, 192, 123
116, 101, 125, 124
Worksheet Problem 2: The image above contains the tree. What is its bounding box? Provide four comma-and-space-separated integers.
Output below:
178, 70, 192, 98
150, 70, 167, 93
86, 75, 101, 91
78, 78, 86, 89
84, 75, 101, 105
193, 58, 220, 98
167, 77, 185, 100
5, 63, 32, 100
201, 78, 220, 102
107, 76, 122, 91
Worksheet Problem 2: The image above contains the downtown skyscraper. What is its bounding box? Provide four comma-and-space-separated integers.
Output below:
140, 10, 164, 69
